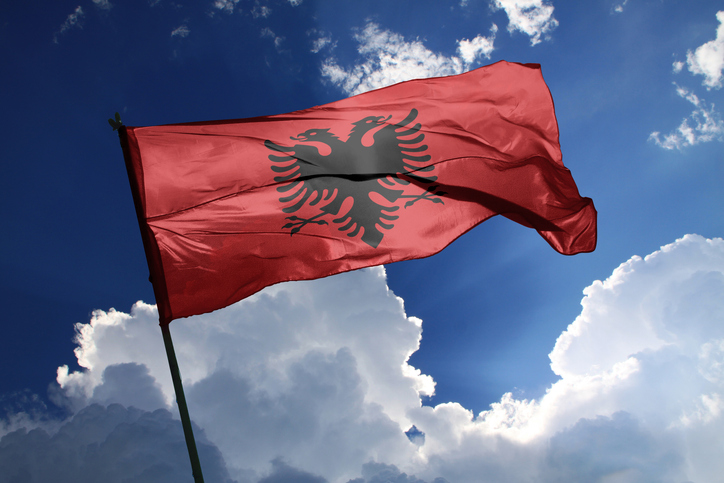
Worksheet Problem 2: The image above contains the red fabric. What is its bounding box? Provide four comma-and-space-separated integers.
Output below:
120, 61, 596, 325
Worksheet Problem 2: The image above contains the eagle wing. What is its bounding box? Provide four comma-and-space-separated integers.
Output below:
371, 108, 435, 186
264, 140, 337, 214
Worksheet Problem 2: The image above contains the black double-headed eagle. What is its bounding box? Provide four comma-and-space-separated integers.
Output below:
264, 109, 445, 248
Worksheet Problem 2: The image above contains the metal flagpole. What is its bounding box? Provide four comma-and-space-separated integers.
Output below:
161, 323, 206, 483
111, 113, 205, 482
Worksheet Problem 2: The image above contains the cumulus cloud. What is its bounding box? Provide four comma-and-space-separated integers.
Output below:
541, 234, 724, 482
52, 267, 432, 481
686, 10, 724, 89
2, 235, 724, 482
0, 404, 234, 483
321, 22, 496, 95
90, 363, 167, 412
457, 25, 498, 64
351, 462, 448, 483
492, 0, 558, 45
405, 235, 724, 482
649, 84, 724, 149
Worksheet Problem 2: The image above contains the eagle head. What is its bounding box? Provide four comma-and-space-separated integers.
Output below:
291, 128, 338, 143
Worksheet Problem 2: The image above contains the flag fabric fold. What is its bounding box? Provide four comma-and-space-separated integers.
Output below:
120, 60, 597, 325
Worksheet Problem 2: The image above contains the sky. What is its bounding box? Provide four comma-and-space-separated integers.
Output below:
1, 0, 723, 482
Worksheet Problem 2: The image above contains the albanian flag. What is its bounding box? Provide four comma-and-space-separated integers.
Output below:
120, 61, 597, 325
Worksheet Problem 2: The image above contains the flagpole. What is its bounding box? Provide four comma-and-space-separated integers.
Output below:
111, 114, 205, 482
161, 323, 206, 483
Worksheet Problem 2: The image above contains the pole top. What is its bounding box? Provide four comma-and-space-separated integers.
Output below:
108, 112, 123, 131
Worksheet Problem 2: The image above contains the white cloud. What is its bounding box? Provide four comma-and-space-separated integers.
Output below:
92, 0, 112, 10
213, 0, 240, 14
288, 0, 302, 6
457, 24, 498, 64
308, 29, 335, 53
321, 22, 495, 95
673, 60, 684, 73
649, 84, 724, 149
492, 0, 559, 45
612, 0, 629, 14
3, 235, 724, 482
54, 6, 84, 43
252, 5, 271, 18
171, 24, 190, 38
686, 11, 724, 89
311, 36, 333, 53
52, 267, 431, 481
261, 27, 285, 51
407, 235, 724, 482
63, 5, 84, 30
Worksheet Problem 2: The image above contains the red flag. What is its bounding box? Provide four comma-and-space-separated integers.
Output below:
120, 61, 596, 324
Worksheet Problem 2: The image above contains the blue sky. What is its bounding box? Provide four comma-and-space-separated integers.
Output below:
1, 1, 723, 482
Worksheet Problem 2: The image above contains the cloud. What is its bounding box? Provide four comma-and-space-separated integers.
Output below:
612, 0, 629, 14
405, 235, 723, 482
686, 11, 724, 89
492, 0, 559, 45
213, 0, 240, 14
351, 462, 448, 483
649, 84, 724, 149
0, 403, 234, 483
252, 5, 272, 18
261, 27, 285, 51
92, 0, 112, 10
307, 28, 336, 53
171, 24, 190, 38
3, 235, 724, 482
259, 459, 327, 483
540, 234, 724, 482
53, 6, 84, 43
53, 1, 111, 44
457, 25, 498, 64
320, 22, 496, 95
544, 412, 686, 481
89, 363, 167, 412
311, 35, 334, 53
52, 267, 431, 481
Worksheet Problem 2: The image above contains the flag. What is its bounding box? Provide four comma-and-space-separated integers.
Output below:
120, 60, 597, 325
